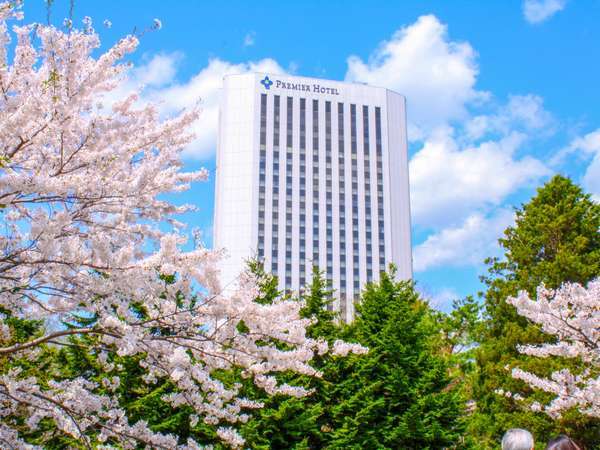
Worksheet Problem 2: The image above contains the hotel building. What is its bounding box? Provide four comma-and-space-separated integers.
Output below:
213, 73, 412, 321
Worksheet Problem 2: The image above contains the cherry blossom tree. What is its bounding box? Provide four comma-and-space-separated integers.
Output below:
503, 279, 599, 420
0, 4, 361, 448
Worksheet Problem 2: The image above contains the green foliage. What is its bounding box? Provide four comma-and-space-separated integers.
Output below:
437, 295, 482, 438
238, 265, 340, 449
300, 266, 338, 339
323, 272, 465, 449
1, 261, 464, 448
241, 268, 465, 449
0, 308, 84, 448
439, 296, 481, 360
41, 328, 223, 447
247, 257, 282, 305
471, 175, 600, 448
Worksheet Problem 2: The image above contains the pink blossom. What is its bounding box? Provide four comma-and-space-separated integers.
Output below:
331, 339, 368, 357
503, 279, 600, 419
0, 5, 361, 447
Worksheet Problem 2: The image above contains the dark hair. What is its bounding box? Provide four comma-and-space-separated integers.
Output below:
545, 435, 583, 450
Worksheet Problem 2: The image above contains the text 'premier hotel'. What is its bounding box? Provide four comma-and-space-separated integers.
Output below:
214, 73, 412, 322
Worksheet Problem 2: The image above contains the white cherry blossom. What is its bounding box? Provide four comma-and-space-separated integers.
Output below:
504, 279, 600, 419
0, 4, 362, 447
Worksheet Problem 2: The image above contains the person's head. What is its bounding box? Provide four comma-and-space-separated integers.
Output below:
545, 435, 582, 450
502, 428, 535, 450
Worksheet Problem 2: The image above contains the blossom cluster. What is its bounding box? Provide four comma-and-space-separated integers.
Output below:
0, 4, 362, 448
504, 279, 599, 419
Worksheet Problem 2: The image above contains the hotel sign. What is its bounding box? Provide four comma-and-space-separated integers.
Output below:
260, 76, 340, 95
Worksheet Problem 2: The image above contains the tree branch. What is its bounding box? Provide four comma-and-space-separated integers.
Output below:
0, 328, 117, 354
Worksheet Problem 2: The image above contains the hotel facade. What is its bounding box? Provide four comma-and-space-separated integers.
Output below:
214, 73, 412, 321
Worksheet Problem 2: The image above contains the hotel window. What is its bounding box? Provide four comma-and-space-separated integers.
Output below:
350, 104, 359, 288
312, 100, 319, 267
257, 94, 267, 259
362, 106, 372, 281
286, 97, 293, 149
340, 297, 347, 319
271, 95, 281, 273
299, 98, 306, 281
375, 107, 385, 269
283, 97, 293, 288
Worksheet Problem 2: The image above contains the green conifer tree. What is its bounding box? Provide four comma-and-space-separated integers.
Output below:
325, 272, 465, 449
471, 175, 600, 448
240, 265, 342, 449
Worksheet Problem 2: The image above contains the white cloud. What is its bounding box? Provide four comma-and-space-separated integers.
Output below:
345, 15, 487, 136
523, 0, 567, 24
465, 94, 554, 141
429, 288, 460, 312
416, 285, 460, 312
568, 128, 600, 154
342, 15, 552, 239
130, 52, 182, 87
409, 127, 549, 228
111, 15, 561, 277
583, 155, 600, 200
413, 209, 514, 272
123, 55, 286, 160
505, 95, 554, 129
565, 129, 600, 199
243, 32, 256, 47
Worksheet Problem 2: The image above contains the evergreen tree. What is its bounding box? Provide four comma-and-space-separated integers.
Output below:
16, 260, 468, 449
0, 310, 81, 448
42, 263, 345, 448
240, 265, 342, 449
50, 261, 289, 448
471, 175, 600, 448
325, 272, 465, 449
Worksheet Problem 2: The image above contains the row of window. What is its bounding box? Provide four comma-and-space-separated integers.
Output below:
257, 94, 387, 302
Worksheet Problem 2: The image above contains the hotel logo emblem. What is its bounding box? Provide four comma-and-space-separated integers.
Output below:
259, 75, 340, 96
260, 76, 273, 90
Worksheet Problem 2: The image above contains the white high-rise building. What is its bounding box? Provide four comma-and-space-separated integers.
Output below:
214, 73, 412, 321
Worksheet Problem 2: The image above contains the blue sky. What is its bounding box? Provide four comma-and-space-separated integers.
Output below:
23, 0, 600, 310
